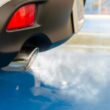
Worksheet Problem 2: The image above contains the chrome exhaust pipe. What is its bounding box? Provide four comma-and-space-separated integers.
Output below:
3, 48, 39, 71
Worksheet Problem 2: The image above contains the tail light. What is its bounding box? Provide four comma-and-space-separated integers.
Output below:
7, 4, 36, 30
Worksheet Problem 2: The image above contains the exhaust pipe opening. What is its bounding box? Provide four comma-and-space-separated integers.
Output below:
3, 48, 39, 71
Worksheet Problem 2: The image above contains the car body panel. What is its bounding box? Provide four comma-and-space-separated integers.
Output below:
0, 0, 74, 67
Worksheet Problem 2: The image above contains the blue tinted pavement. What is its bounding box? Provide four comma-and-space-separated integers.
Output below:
0, 70, 74, 110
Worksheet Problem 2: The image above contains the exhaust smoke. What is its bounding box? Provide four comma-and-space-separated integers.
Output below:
29, 45, 110, 101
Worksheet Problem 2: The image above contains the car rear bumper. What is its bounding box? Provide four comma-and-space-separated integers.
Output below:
0, 0, 74, 67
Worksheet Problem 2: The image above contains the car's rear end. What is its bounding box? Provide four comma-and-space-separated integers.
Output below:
0, 0, 74, 68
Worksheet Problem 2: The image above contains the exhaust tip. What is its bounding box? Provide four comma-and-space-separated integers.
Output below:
3, 48, 39, 71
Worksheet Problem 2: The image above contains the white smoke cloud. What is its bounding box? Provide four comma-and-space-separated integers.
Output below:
29, 45, 110, 102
